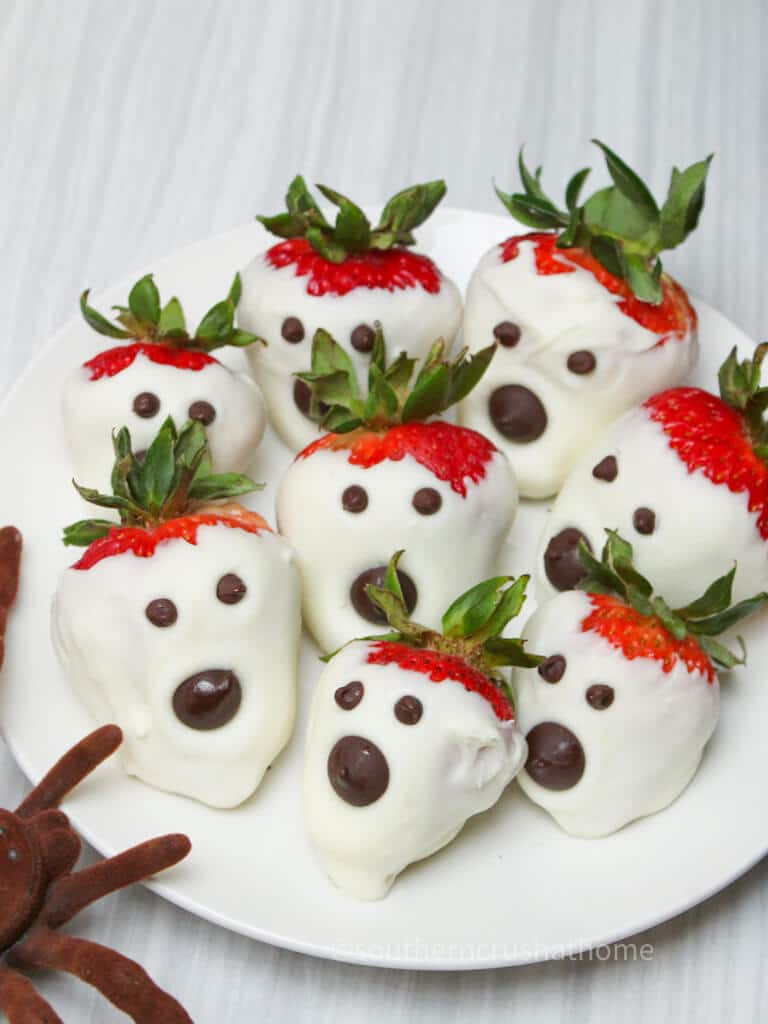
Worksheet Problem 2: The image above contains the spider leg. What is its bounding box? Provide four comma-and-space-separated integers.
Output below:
41, 834, 191, 929
0, 964, 63, 1024
0, 526, 22, 671
8, 928, 192, 1024
16, 725, 123, 818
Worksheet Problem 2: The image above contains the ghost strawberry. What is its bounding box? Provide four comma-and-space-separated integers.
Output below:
516, 531, 767, 837
238, 176, 463, 451
276, 328, 516, 652
459, 141, 711, 498
65, 273, 266, 491
304, 556, 539, 899
538, 344, 768, 607
52, 418, 301, 808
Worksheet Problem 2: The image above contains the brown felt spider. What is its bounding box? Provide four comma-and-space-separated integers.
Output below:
0, 724, 193, 1023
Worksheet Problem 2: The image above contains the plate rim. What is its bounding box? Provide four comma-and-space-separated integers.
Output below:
1, 210, 764, 971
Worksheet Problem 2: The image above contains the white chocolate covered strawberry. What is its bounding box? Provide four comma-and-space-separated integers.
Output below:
459, 143, 710, 498
277, 329, 516, 652
516, 532, 766, 837
52, 419, 301, 808
537, 345, 768, 606
304, 561, 537, 899
238, 177, 462, 451
65, 274, 266, 492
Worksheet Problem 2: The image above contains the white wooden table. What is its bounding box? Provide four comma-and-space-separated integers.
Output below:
1, 0, 765, 1019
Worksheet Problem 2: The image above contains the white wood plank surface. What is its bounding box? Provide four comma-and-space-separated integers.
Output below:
0, 0, 765, 1019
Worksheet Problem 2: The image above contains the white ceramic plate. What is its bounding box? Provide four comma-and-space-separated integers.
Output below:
1, 209, 765, 970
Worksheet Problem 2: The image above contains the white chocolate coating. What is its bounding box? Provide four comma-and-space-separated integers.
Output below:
276, 446, 518, 653
304, 640, 526, 899
515, 591, 719, 837
458, 239, 697, 498
52, 524, 301, 808
238, 254, 463, 451
64, 353, 266, 492
536, 405, 768, 607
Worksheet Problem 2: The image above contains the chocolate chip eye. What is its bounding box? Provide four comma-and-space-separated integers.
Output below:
216, 574, 247, 605
146, 598, 177, 627
586, 684, 615, 710
335, 681, 364, 710
281, 316, 305, 343
342, 485, 368, 513
592, 455, 618, 482
350, 324, 376, 353
538, 655, 566, 683
567, 350, 597, 375
394, 695, 423, 724
493, 321, 521, 347
412, 487, 442, 515
133, 392, 160, 418
188, 400, 216, 426
633, 507, 656, 535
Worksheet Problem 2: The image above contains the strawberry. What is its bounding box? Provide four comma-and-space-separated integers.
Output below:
52, 418, 301, 808
460, 140, 711, 499
66, 273, 265, 492
276, 327, 518, 653
303, 555, 539, 899
517, 530, 767, 837
237, 176, 463, 452
539, 344, 768, 607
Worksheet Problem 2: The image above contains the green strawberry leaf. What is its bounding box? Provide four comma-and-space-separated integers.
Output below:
80, 290, 131, 339
316, 184, 371, 251
442, 577, 511, 638
591, 139, 659, 220
305, 226, 347, 263
675, 566, 736, 620
697, 634, 746, 671
377, 180, 446, 235
483, 636, 543, 669
687, 592, 768, 636
565, 167, 591, 211
157, 297, 187, 337
624, 254, 663, 305
188, 472, 263, 502
659, 156, 713, 249
255, 211, 307, 238
128, 275, 161, 326
195, 299, 234, 341
62, 519, 116, 547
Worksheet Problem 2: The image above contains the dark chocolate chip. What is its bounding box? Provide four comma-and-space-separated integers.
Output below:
592, 455, 618, 482
489, 385, 547, 443
342, 485, 368, 513
412, 487, 442, 515
586, 684, 615, 710
633, 507, 656, 535
188, 400, 216, 426
293, 378, 329, 421
145, 598, 177, 628
350, 324, 376, 353
133, 392, 160, 418
394, 695, 423, 725
538, 655, 566, 683
216, 573, 247, 605
335, 681, 364, 710
350, 565, 417, 625
567, 350, 597, 375
281, 316, 305, 343
493, 321, 522, 347
525, 722, 585, 791
172, 669, 242, 730
327, 735, 389, 806
544, 528, 591, 591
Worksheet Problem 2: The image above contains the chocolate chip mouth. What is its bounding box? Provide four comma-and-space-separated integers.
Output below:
328, 735, 389, 806
543, 528, 591, 591
489, 385, 547, 443
172, 669, 242, 730
350, 565, 418, 624
525, 722, 585, 791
